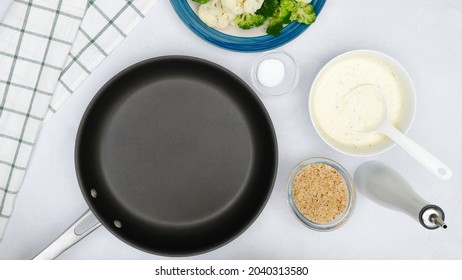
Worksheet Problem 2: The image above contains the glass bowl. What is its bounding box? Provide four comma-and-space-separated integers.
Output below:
170, 0, 327, 52
287, 157, 356, 231
251, 50, 299, 96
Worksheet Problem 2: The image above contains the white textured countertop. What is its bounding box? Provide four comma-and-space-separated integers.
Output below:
1, 0, 461, 260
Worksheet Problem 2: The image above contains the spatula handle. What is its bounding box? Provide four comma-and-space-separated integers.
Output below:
381, 123, 452, 181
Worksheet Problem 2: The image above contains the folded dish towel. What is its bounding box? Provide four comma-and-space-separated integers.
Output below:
0, 0, 158, 239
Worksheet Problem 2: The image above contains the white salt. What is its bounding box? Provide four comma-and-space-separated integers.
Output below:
257, 58, 285, 88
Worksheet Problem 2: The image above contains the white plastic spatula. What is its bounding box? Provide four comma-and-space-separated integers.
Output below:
350, 84, 452, 181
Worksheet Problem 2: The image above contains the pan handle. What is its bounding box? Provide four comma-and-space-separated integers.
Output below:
33, 209, 101, 260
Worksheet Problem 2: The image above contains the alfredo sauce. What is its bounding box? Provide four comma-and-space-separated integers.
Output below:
310, 51, 413, 154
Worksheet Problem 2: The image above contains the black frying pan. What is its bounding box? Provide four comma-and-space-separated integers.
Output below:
35, 56, 277, 258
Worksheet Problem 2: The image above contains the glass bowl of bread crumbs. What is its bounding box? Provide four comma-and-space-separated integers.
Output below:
287, 157, 356, 231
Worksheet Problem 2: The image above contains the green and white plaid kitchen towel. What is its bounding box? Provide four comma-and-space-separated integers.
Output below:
0, 0, 158, 239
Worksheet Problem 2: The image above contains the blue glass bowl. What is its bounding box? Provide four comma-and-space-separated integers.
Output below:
170, 0, 326, 52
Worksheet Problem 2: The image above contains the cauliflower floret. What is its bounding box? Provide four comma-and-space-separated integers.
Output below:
243, 0, 264, 14
221, 0, 245, 14
197, 0, 266, 29
198, 0, 236, 29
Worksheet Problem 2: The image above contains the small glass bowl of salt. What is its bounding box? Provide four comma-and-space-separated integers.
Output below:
251, 50, 299, 96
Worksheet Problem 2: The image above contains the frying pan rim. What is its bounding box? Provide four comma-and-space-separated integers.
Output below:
74, 55, 278, 256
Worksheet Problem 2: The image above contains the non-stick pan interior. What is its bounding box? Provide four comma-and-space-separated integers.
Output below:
75, 56, 277, 256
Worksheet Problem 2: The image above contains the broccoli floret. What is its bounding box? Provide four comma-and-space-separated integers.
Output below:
265, 0, 295, 36
192, 0, 211, 4
266, 22, 284, 36
256, 0, 280, 18
196, 0, 317, 37
234, 13, 266, 30
265, 11, 287, 36
272, 0, 295, 24
289, 2, 316, 25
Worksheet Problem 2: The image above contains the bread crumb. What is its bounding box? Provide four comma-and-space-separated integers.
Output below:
292, 163, 347, 224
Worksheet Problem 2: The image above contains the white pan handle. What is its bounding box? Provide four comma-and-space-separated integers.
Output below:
33, 209, 101, 260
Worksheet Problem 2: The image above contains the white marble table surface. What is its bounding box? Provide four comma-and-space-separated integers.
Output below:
0, 0, 461, 259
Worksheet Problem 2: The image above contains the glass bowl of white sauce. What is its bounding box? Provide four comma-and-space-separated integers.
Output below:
309, 50, 416, 156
